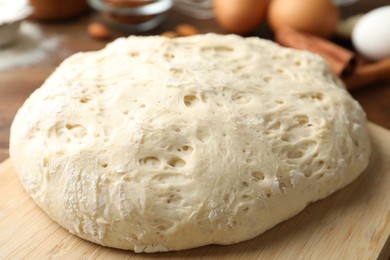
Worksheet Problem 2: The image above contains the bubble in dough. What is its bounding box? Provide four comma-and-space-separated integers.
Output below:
10, 34, 371, 253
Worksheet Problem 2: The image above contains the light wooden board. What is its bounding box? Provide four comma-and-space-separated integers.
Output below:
0, 123, 389, 260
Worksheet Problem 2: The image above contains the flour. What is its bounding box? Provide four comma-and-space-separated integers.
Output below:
0, 0, 32, 24
0, 22, 61, 71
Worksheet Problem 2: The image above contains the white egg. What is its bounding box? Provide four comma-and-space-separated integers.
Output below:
352, 6, 390, 61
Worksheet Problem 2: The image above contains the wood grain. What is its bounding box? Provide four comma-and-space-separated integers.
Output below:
0, 123, 389, 259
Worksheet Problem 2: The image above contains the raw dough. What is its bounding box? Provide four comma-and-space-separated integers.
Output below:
10, 34, 371, 252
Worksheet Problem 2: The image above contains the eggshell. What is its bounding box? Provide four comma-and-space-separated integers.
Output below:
352, 6, 390, 61
214, 0, 268, 35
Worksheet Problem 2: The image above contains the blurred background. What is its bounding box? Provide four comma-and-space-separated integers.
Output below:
1, 0, 389, 69
0, 0, 389, 160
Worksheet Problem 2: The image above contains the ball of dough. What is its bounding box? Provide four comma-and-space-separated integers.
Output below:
10, 34, 371, 253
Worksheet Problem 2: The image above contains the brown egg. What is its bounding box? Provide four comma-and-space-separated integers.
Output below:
214, 0, 268, 35
268, 0, 340, 38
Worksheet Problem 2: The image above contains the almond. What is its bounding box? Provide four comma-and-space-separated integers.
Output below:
88, 22, 111, 40
175, 24, 199, 37
161, 31, 178, 39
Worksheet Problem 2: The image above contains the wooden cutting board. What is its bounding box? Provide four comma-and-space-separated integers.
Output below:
1, 123, 389, 260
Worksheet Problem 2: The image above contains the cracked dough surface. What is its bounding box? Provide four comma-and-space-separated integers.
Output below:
10, 34, 371, 252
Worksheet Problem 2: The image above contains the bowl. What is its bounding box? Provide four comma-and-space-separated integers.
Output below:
88, 0, 173, 32
29, 0, 89, 21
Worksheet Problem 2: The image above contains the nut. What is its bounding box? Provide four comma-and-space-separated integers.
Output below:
88, 22, 111, 40
161, 31, 178, 39
175, 24, 199, 37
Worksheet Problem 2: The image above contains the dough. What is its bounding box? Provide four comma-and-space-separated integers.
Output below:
10, 34, 371, 252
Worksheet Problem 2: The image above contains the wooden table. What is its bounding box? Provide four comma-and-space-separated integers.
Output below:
0, 0, 389, 163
